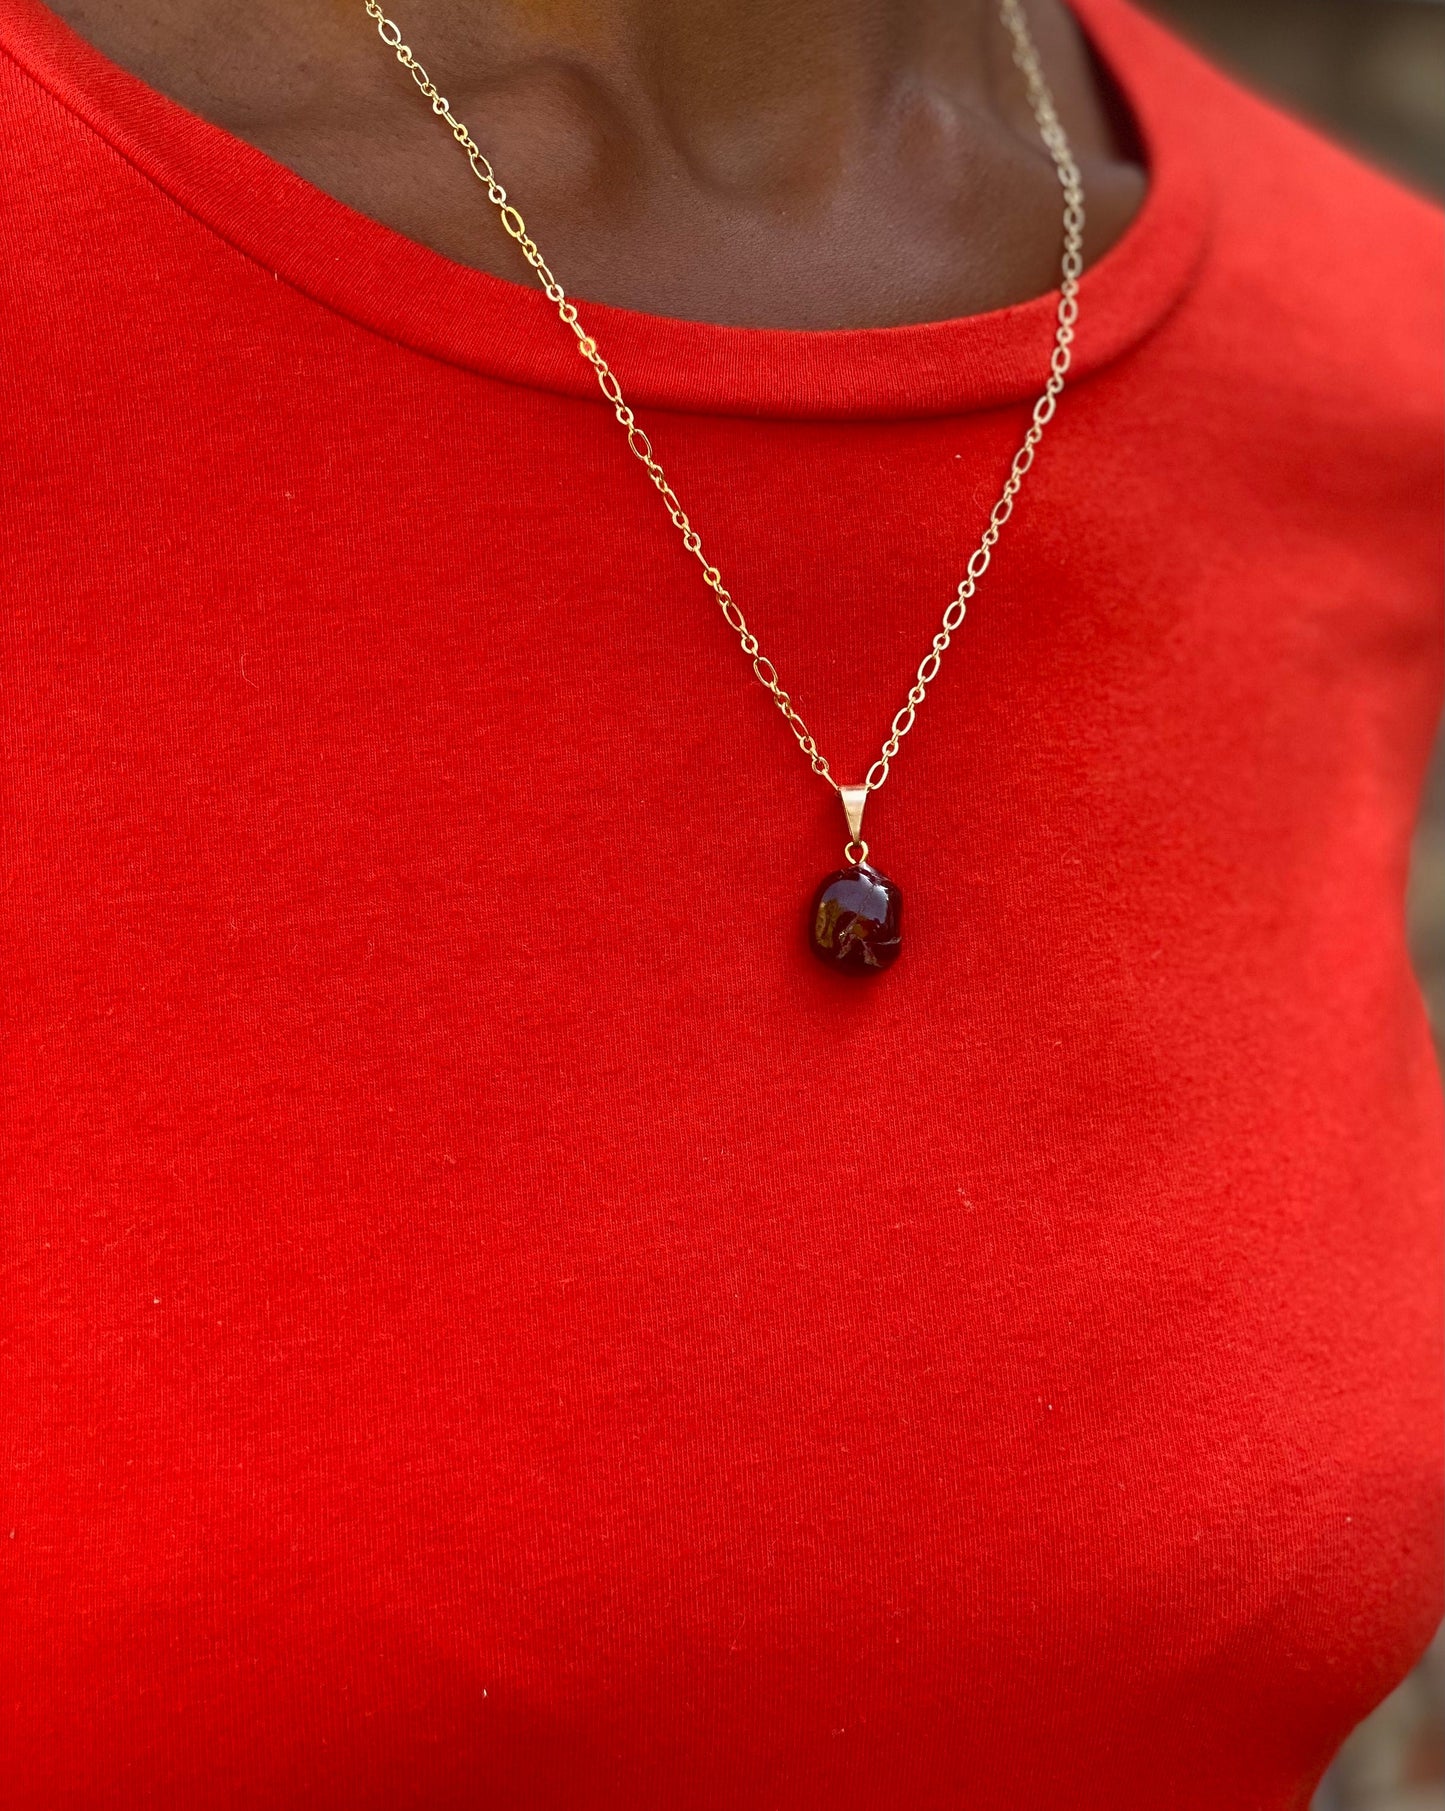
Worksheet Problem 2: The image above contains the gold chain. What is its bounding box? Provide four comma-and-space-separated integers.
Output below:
361, 0, 1084, 803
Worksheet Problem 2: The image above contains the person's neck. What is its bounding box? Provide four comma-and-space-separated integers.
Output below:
45, 0, 1147, 327
394, 0, 1000, 193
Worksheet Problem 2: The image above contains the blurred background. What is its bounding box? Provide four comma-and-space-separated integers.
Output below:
1136, 4, 1444, 1805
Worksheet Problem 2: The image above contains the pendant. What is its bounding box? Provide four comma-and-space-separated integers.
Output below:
808, 786, 902, 973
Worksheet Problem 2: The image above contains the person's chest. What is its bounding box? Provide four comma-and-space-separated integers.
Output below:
5, 186, 1442, 1810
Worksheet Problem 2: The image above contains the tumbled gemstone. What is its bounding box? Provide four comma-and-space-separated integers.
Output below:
808, 864, 902, 972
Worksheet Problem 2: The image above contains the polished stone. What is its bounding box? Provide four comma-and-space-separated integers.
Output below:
808, 864, 902, 973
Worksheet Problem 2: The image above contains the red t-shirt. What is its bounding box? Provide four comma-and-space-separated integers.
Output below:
2, 0, 1441, 1803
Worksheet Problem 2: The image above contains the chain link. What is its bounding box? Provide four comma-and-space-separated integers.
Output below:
362, 0, 1083, 798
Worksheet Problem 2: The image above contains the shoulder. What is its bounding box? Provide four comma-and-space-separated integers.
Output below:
1108, 0, 1441, 405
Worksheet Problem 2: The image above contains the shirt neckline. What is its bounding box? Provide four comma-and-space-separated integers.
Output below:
0, 0, 1210, 421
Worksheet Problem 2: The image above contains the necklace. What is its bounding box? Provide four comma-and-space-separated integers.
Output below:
361, 0, 1085, 974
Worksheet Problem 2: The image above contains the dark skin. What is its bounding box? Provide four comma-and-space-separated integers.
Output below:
49, 0, 1146, 328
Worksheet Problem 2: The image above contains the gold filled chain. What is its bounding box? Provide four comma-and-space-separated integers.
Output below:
361, 0, 1085, 839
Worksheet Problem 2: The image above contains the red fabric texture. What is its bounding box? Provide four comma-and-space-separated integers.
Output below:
1, 0, 1441, 1804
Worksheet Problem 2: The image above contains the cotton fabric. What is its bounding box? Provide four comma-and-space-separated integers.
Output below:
1, 0, 1441, 1804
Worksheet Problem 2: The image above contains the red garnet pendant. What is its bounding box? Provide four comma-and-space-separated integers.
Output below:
808, 786, 902, 974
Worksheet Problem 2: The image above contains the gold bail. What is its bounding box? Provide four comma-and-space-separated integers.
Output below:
840, 786, 868, 845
